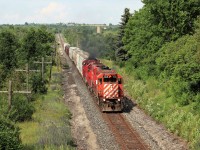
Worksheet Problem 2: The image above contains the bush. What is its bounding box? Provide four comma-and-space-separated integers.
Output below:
9, 96, 35, 122
0, 116, 22, 149
31, 74, 47, 94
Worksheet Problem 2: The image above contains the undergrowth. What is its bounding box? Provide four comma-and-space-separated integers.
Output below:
17, 66, 75, 150
101, 59, 200, 149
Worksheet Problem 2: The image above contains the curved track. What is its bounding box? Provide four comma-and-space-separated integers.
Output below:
58, 33, 149, 150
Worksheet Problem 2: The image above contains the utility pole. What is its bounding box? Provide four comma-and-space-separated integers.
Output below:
34, 57, 52, 82
0, 80, 31, 110
49, 53, 54, 81
15, 63, 40, 91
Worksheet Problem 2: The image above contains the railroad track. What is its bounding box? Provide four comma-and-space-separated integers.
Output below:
58, 34, 64, 49
103, 113, 149, 150
58, 33, 149, 150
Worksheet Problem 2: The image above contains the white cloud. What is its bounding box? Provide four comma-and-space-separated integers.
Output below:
40, 2, 65, 16
26, 2, 69, 23
0, 0, 144, 24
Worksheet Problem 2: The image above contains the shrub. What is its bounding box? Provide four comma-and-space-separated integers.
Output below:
0, 116, 22, 149
31, 74, 47, 94
9, 96, 35, 122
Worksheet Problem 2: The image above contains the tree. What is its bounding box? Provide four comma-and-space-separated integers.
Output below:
124, 7, 164, 71
0, 117, 22, 149
123, 0, 200, 77
142, 0, 200, 41
9, 95, 35, 122
156, 22, 200, 106
115, 8, 131, 61
0, 29, 19, 85
20, 27, 54, 63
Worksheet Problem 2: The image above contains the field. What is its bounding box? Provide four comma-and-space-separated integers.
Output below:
17, 66, 75, 150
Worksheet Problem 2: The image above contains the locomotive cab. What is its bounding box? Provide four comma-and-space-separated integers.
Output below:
97, 73, 124, 112
82, 59, 124, 112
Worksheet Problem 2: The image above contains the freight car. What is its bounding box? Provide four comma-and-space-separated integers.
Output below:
64, 43, 124, 112
64, 43, 70, 55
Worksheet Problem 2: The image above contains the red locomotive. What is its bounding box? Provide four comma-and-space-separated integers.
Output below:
64, 43, 124, 112
82, 59, 124, 111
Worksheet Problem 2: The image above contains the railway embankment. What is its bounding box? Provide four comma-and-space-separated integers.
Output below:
102, 59, 189, 150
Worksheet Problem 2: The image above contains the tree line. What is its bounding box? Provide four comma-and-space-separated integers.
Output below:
0, 25, 54, 149
117, 0, 200, 107
115, 1, 200, 148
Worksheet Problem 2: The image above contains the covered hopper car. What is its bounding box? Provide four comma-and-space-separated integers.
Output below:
64, 43, 124, 112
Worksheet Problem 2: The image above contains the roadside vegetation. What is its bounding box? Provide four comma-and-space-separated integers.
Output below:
18, 66, 74, 150
0, 26, 74, 149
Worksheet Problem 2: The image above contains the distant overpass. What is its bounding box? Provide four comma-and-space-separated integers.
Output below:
80, 24, 107, 33
67, 23, 107, 33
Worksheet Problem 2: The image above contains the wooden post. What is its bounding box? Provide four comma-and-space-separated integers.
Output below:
8, 80, 12, 110
26, 64, 29, 91
15, 63, 40, 91
34, 57, 52, 82
42, 57, 44, 81
0, 80, 31, 110
49, 53, 53, 81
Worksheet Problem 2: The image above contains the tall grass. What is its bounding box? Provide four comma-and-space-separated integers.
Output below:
17, 66, 75, 150
101, 59, 200, 149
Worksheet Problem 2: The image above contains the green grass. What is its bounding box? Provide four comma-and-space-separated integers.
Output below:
17, 66, 75, 150
101, 59, 200, 149
18, 122, 39, 145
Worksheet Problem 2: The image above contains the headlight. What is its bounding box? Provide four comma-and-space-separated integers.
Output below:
103, 99, 106, 101
118, 99, 120, 101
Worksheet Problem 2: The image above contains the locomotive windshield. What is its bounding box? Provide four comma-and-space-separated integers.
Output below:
103, 75, 117, 82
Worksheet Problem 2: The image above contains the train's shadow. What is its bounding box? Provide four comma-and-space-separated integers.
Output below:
122, 96, 137, 113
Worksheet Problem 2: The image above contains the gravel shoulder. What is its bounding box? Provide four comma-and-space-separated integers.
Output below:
123, 96, 188, 150
58, 37, 120, 149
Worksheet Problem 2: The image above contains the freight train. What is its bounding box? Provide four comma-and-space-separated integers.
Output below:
63, 43, 124, 112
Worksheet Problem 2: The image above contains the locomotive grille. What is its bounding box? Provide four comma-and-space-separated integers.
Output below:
104, 84, 118, 98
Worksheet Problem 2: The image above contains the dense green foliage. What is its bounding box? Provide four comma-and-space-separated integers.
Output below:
112, 0, 200, 148
142, 0, 200, 40
0, 117, 22, 149
31, 74, 47, 94
0, 29, 19, 86
156, 25, 200, 106
122, 0, 200, 107
116, 8, 131, 61
9, 96, 35, 122
20, 26, 54, 63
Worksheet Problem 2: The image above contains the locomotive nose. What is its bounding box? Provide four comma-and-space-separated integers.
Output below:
104, 83, 119, 99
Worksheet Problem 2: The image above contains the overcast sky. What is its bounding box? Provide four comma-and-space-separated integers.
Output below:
0, 0, 144, 25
